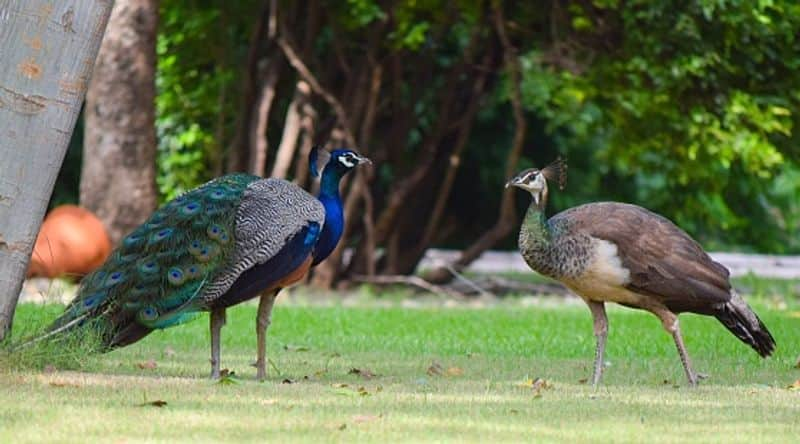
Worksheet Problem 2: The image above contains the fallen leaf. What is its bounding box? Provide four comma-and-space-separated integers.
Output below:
139, 400, 167, 408
353, 414, 381, 423
217, 369, 239, 385
349, 368, 377, 379
445, 367, 464, 377
662, 379, 671, 385
49, 380, 80, 388
259, 399, 278, 406
578, 378, 588, 384
787, 379, 800, 390
332, 383, 349, 388
283, 344, 310, 352
357, 386, 371, 397
282, 378, 296, 384
509, 409, 520, 415
136, 360, 157, 370
427, 362, 443, 376
795, 356, 800, 369
338, 423, 347, 431
516, 377, 553, 396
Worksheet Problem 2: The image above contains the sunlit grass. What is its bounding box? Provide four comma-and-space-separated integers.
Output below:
2, 294, 799, 442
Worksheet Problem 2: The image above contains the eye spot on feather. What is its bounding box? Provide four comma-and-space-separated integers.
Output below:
209, 188, 226, 200
106, 271, 124, 286
193, 244, 219, 262
138, 306, 158, 322
82, 293, 103, 309
207, 224, 229, 243
150, 228, 173, 243
138, 260, 159, 274
181, 201, 202, 216
123, 234, 143, 247
167, 267, 186, 285
188, 240, 204, 255
185, 264, 202, 279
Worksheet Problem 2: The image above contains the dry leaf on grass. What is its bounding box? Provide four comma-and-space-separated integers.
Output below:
136, 360, 157, 370
787, 379, 800, 390
353, 414, 382, 423
795, 356, 800, 369
139, 400, 167, 408
445, 367, 464, 377
49, 380, 80, 388
338, 423, 347, 431
516, 377, 553, 397
281, 378, 296, 384
427, 362, 443, 376
349, 368, 377, 379
283, 344, 310, 352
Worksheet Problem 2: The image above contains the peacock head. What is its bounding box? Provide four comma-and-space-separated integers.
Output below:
506, 158, 567, 206
309, 146, 371, 179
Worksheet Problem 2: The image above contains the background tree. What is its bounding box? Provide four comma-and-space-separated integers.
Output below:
30, 0, 800, 294
80, 0, 159, 244
0, 0, 113, 340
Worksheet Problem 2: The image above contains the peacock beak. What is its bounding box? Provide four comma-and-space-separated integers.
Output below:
356, 155, 372, 165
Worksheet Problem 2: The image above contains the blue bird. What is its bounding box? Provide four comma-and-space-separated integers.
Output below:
42, 147, 370, 380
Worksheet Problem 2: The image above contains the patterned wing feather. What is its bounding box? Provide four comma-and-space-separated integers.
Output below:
54, 173, 259, 332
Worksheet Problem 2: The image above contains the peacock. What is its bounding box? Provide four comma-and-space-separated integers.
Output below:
506, 160, 775, 386
40, 147, 370, 380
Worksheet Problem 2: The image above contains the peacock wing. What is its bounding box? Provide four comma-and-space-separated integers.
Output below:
196, 178, 325, 307
60, 173, 259, 330
554, 202, 732, 309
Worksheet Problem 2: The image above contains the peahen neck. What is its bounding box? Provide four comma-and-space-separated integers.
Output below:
521, 199, 552, 248
312, 168, 346, 265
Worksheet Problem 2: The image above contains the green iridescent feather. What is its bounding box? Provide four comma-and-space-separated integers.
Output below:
57, 173, 259, 331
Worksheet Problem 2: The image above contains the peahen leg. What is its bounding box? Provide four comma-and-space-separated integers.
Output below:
587, 300, 608, 387
209, 307, 226, 379
650, 306, 699, 386
255, 290, 279, 381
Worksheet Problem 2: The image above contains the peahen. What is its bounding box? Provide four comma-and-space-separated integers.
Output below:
506, 160, 775, 386
40, 147, 370, 380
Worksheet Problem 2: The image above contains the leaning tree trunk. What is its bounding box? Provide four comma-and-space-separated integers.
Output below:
0, 0, 114, 341
80, 0, 159, 245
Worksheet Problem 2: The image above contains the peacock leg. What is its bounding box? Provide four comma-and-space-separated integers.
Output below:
255, 290, 279, 381
209, 307, 226, 379
587, 300, 608, 387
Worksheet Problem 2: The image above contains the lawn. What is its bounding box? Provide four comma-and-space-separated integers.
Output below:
1, 293, 799, 443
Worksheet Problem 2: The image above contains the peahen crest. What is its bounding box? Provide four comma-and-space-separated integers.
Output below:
58, 173, 260, 332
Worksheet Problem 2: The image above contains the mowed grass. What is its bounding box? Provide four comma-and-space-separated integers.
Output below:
2, 297, 800, 443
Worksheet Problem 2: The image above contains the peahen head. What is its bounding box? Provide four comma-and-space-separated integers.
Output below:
506, 158, 567, 206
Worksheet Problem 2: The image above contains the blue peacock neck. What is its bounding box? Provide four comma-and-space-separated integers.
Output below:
312, 167, 346, 265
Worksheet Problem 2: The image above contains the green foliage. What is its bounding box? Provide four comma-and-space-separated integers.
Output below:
514, 0, 800, 252
155, 1, 256, 201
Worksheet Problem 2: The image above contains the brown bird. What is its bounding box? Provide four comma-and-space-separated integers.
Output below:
506, 160, 775, 386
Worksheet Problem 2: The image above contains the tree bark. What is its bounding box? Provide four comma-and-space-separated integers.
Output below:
0, 0, 113, 341
80, 0, 159, 245
271, 80, 311, 178
248, 62, 280, 176
423, 6, 528, 283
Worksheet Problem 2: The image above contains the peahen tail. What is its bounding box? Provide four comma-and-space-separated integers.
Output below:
714, 290, 775, 358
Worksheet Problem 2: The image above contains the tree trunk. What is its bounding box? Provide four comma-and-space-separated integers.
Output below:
0, 0, 113, 341
271, 80, 311, 179
248, 62, 280, 176
423, 6, 527, 284
80, 0, 159, 245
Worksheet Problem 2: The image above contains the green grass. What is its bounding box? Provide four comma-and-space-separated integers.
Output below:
2, 298, 800, 443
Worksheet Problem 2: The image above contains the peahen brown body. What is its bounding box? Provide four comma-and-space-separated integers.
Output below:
507, 161, 775, 386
